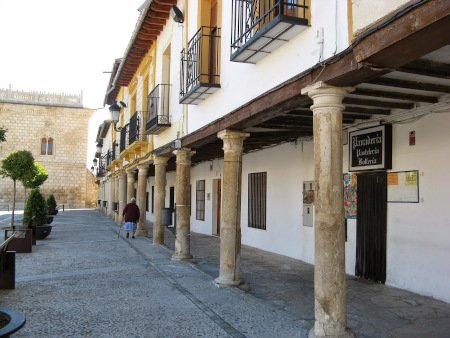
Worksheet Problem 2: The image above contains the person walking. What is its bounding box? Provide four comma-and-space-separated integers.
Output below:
122, 197, 140, 239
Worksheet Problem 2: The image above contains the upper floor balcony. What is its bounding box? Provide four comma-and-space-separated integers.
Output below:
180, 26, 221, 105
120, 112, 148, 160
231, 0, 309, 63
146, 84, 171, 134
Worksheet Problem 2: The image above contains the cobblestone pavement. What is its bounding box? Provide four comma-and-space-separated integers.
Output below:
1, 209, 449, 337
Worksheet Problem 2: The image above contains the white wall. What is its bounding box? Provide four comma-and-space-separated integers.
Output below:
386, 112, 450, 302
180, 110, 450, 303
351, 0, 410, 35
190, 159, 225, 235
188, 1, 350, 134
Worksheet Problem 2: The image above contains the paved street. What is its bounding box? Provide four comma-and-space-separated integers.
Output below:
1, 209, 449, 337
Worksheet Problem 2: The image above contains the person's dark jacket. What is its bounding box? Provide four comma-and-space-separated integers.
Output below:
123, 203, 140, 223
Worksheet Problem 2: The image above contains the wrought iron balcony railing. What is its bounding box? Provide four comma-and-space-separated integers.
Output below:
106, 149, 113, 167
146, 84, 171, 135
96, 155, 107, 178
231, 0, 309, 63
129, 111, 145, 145
180, 26, 221, 104
119, 124, 129, 153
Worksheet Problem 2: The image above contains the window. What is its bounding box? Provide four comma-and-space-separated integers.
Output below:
196, 180, 205, 221
40, 137, 54, 155
248, 172, 267, 230
151, 186, 154, 213
146, 192, 149, 212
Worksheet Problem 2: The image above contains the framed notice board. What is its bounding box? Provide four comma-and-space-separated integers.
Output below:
387, 170, 419, 203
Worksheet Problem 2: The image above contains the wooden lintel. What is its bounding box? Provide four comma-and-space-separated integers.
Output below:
353, 0, 450, 68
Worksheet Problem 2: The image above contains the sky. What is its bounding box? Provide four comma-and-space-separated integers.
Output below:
0, 0, 145, 166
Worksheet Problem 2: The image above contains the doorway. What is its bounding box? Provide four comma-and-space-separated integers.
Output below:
212, 179, 221, 236
356, 171, 387, 283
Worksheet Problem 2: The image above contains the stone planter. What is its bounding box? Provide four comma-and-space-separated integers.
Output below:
0, 307, 26, 337
35, 225, 52, 240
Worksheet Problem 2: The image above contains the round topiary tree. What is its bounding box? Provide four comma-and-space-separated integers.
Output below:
0, 150, 35, 229
46, 194, 57, 214
23, 189, 48, 227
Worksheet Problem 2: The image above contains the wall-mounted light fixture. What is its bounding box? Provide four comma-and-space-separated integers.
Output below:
170, 5, 184, 23
109, 101, 126, 132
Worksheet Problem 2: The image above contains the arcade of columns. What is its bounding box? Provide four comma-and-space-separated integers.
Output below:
101, 82, 353, 338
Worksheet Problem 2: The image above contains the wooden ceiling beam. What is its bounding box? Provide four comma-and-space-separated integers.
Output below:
369, 77, 450, 93
353, 87, 439, 103
343, 97, 414, 109
397, 59, 450, 79
344, 106, 391, 115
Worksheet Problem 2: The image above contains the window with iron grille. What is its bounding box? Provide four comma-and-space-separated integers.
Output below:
196, 180, 205, 221
248, 172, 267, 230
151, 186, 154, 213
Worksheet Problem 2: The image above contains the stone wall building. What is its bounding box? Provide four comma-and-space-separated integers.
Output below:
0, 87, 97, 208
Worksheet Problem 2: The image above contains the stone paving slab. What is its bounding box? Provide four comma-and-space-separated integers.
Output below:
1, 210, 450, 337
0, 210, 309, 337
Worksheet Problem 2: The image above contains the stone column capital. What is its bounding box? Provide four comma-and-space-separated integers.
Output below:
301, 81, 354, 111
217, 130, 250, 154
137, 164, 149, 176
154, 156, 170, 166
173, 148, 196, 165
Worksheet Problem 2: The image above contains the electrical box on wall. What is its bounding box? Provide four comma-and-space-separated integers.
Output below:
303, 205, 314, 227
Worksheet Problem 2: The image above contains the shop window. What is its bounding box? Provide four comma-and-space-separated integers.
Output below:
248, 172, 267, 230
196, 180, 205, 221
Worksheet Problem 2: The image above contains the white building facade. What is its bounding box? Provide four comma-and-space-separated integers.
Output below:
97, 1, 450, 335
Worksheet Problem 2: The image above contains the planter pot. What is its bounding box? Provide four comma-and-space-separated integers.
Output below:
35, 225, 52, 240
46, 216, 54, 225
49, 209, 58, 216
0, 307, 26, 337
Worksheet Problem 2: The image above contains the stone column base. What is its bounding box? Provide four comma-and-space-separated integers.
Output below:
171, 254, 195, 262
308, 328, 355, 338
135, 229, 148, 237
214, 277, 241, 288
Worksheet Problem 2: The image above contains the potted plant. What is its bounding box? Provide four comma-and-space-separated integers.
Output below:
23, 189, 52, 240
46, 194, 58, 216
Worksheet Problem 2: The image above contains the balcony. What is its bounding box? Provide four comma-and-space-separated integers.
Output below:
231, 0, 309, 63
119, 124, 129, 154
146, 84, 171, 134
180, 26, 221, 105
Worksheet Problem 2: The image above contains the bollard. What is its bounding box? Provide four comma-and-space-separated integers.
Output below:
0, 251, 16, 289
62, 204, 65, 212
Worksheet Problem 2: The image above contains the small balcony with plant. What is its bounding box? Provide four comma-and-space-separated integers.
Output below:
146, 84, 171, 134
231, 0, 309, 63
180, 26, 221, 105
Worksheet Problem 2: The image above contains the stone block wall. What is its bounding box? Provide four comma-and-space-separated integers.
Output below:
0, 100, 95, 208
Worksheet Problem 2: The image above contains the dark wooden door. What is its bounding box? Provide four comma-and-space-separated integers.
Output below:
356, 171, 387, 283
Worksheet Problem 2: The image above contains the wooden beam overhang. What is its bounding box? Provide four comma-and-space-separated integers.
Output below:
105, 0, 176, 105
173, 0, 450, 165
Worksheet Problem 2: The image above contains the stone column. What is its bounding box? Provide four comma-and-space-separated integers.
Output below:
215, 130, 249, 287
172, 148, 195, 261
301, 81, 354, 338
118, 171, 127, 224
109, 176, 115, 217
153, 156, 169, 245
126, 169, 136, 202
135, 164, 149, 237
114, 175, 120, 223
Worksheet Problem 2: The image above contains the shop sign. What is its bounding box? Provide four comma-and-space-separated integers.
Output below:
349, 124, 392, 171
